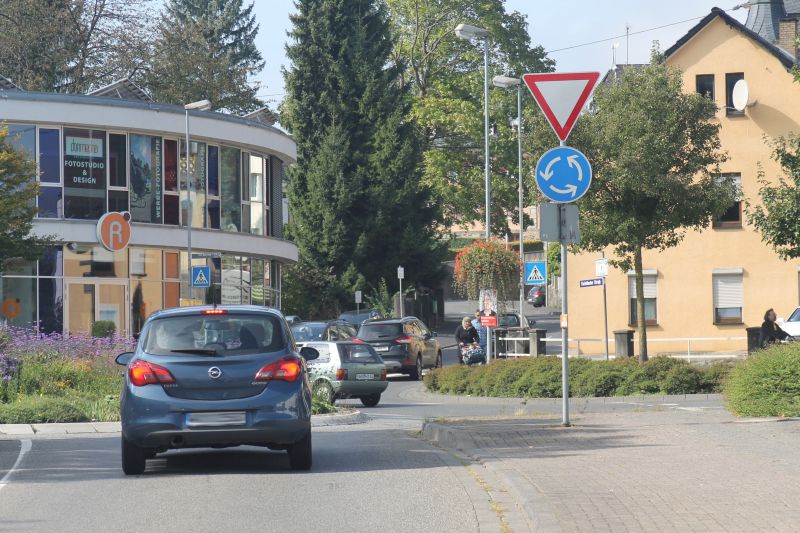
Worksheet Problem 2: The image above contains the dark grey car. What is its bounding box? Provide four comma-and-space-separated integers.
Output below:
115, 305, 319, 475
355, 317, 441, 379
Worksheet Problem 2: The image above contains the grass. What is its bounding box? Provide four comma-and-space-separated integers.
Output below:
424, 356, 732, 399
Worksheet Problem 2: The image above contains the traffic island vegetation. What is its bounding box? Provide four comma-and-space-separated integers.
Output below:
423, 356, 732, 398
725, 343, 800, 417
0, 327, 336, 424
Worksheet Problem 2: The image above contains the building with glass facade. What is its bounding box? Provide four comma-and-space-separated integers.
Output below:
0, 82, 297, 337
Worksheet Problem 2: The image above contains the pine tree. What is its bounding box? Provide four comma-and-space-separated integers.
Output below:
146, 0, 264, 113
282, 0, 445, 307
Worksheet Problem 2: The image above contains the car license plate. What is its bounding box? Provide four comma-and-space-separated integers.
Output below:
374, 346, 389, 352
186, 411, 246, 427
356, 373, 375, 380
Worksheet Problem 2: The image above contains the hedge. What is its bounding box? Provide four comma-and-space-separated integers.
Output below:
424, 356, 731, 398
725, 343, 800, 417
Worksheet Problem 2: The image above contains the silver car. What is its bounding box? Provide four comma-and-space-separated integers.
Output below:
299, 341, 388, 407
115, 305, 319, 475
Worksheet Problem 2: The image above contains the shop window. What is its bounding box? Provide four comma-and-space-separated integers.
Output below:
38, 128, 60, 183
7, 124, 35, 160
208, 199, 221, 229
163, 251, 180, 309
108, 189, 128, 213
181, 140, 206, 228
63, 128, 106, 219
696, 74, 714, 101
208, 145, 219, 196
108, 133, 127, 188
64, 245, 127, 278
129, 134, 163, 224
628, 273, 657, 326
38, 246, 63, 277
249, 155, 265, 235
713, 174, 742, 229
713, 272, 743, 324
4, 258, 35, 276
1, 277, 36, 328
725, 73, 744, 116
221, 255, 241, 304
220, 147, 241, 231
37, 187, 63, 218
129, 248, 162, 280
164, 194, 179, 225
131, 280, 163, 335
251, 259, 264, 305
38, 277, 63, 334
164, 139, 178, 192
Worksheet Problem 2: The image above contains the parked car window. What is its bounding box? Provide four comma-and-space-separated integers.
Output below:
404, 322, 418, 336
143, 314, 285, 356
499, 314, 520, 327
340, 325, 357, 339
291, 323, 327, 341
415, 321, 430, 336
306, 343, 332, 363
339, 344, 382, 363
358, 323, 403, 340
788, 308, 800, 322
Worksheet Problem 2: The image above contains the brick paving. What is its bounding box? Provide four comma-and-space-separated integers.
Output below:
426, 406, 800, 532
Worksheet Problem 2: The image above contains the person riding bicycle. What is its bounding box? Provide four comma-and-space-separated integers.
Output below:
761, 308, 791, 346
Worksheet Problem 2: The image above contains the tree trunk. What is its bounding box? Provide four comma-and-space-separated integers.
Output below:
634, 246, 648, 362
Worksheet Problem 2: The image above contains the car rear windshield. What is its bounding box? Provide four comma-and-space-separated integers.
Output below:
143, 314, 286, 356
291, 323, 327, 341
357, 323, 403, 340
339, 344, 382, 363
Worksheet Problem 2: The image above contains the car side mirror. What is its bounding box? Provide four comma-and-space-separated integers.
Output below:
300, 346, 320, 361
115, 352, 134, 366
431, 331, 438, 338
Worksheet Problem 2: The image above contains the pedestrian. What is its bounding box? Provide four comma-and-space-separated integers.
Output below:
472, 310, 487, 353
455, 316, 480, 347
760, 308, 791, 346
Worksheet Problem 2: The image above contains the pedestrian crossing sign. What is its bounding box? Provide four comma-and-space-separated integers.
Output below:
525, 261, 547, 285
192, 266, 211, 288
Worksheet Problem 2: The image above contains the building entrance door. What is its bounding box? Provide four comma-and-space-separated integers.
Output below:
66, 280, 129, 336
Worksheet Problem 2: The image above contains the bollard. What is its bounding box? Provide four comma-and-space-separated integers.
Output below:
613, 329, 634, 358
529, 328, 547, 356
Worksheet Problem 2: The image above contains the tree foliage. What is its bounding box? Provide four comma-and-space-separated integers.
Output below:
282, 0, 446, 312
146, 0, 264, 113
0, 0, 155, 93
748, 135, 800, 259
386, 0, 553, 234
570, 55, 734, 362
0, 127, 53, 269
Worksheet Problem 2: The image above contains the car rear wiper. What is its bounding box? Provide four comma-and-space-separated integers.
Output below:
170, 348, 220, 356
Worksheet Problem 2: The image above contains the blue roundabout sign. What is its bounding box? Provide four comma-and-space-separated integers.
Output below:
534, 146, 592, 203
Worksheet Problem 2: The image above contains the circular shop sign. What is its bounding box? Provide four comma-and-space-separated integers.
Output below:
96, 211, 132, 252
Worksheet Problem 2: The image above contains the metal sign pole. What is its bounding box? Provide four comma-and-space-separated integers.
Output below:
602, 253, 610, 360
560, 202, 570, 427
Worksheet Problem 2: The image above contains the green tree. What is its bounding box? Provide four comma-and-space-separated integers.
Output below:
386, 0, 553, 234
0, 0, 154, 93
748, 135, 800, 259
0, 127, 53, 268
282, 0, 445, 311
571, 54, 734, 362
146, 0, 263, 113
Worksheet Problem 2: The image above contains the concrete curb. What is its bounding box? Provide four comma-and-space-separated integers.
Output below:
0, 411, 369, 439
422, 421, 562, 533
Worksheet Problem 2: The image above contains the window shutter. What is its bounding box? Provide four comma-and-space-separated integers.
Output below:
628, 275, 657, 298
713, 274, 742, 308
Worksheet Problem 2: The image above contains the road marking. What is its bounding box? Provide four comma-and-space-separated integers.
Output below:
0, 439, 31, 493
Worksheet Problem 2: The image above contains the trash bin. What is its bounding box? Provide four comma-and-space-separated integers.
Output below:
746, 326, 762, 354
614, 329, 634, 358
529, 328, 547, 356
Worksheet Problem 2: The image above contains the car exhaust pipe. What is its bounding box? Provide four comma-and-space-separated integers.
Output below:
170, 436, 185, 448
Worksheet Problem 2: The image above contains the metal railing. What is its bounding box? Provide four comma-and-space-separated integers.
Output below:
539, 335, 747, 358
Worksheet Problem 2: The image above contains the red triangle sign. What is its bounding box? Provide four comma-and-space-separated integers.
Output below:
523, 72, 600, 143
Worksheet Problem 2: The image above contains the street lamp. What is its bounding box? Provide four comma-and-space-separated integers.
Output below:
492, 75, 525, 313
455, 23, 492, 240
183, 99, 211, 293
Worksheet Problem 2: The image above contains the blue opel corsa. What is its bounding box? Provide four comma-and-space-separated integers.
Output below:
115, 305, 319, 475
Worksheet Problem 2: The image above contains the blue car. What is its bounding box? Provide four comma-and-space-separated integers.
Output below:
115, 305, 319, 475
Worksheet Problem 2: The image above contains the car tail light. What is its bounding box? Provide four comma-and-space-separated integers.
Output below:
352, 338, 364, 343
336, 368, 347, 380
202, 308, 227, 315
394, 336, 413, 344
380, 368, 387, 381
255, 356, 302, 383
535, 292, 542, 297
129, 360, 176, 387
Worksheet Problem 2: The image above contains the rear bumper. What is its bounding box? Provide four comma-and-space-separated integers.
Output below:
132, 419, 310, 449
333, 380, 388, 398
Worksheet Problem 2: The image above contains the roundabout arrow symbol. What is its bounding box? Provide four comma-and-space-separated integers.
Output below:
567, 154, 583, 181
549, 184, 578, 197
538, 156, 560, 181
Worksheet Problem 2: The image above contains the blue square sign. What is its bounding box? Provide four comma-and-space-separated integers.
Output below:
525, 261, 547, 285
191, 266, 211, 288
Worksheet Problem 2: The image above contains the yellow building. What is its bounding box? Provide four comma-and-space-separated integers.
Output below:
568, 5, 800, 355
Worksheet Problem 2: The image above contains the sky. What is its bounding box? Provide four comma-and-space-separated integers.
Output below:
251, 0, 749, 108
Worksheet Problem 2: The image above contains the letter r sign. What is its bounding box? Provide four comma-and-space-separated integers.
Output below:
96, 212, 132, 252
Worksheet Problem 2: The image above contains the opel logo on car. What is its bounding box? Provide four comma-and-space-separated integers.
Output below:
208, 367, 222, 379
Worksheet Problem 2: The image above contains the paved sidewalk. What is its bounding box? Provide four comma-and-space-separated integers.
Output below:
424, 406, 800, 532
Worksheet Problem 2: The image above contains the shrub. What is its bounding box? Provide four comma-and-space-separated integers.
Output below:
91, 320, 116, 338
0, 396, 89, 423
572, 360, 633, 397
700, 362, 733, 393
725, 344, 800, 417
312, 396, 336, 415
662, 365, 703, 394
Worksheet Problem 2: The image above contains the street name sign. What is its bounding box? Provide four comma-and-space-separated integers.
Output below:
535, 146, 592, 203
522, 72, 600, 143
579, 278, 604, 288
191, 266, 211, 288
525, 261, 547, 285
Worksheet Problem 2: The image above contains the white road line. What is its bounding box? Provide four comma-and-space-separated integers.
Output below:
0, 439, 31, 493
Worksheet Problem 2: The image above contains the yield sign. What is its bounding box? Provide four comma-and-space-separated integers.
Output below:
523, 72, 600, 143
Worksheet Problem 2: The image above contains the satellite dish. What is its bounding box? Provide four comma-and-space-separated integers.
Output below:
732, 79, 751, 112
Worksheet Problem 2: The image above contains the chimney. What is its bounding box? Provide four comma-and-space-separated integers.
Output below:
779, 18, 799, 59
